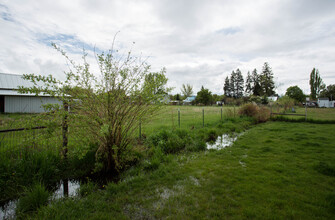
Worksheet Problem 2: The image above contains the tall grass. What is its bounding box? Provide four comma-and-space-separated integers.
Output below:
16, 183, 50, 215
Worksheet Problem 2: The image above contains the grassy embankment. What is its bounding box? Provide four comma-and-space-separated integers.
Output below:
0, 106, 242, 204
30, 121, 335, 219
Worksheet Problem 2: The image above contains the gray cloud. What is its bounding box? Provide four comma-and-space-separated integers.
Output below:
0, 0, 334, 96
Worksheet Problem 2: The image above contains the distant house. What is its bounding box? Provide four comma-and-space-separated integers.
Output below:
157, 94, 170, 104
318, 98, 335, 108
0, 73, 62, 113
183, 96, 196, 105
216, 101, 224, 106
268, 96, 278, 102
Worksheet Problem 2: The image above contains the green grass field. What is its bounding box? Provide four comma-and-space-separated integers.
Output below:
1, 106, 335, 219
30, 121, 335, 219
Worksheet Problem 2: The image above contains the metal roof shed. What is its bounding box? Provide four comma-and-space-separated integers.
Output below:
0, 73, 62, 113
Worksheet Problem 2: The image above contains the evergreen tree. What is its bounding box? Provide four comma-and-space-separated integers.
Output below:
230, 70, 237, 98
252, 69, 262, 96
309, 68, 325, 99
245, 71, 252, 95
223, 76, 231, 97
235, 68, 244, 98
259, 62, 275, 96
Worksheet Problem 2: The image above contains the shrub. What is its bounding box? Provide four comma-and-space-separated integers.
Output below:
238, 103, 259, 118
239, 103, 270, 123
206, 129, 217, 142
186, 139, 206, 152
16, 183, 50, 215
257, 106, 270, 122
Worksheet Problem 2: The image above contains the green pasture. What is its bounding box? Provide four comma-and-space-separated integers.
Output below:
31, 121, 335, 219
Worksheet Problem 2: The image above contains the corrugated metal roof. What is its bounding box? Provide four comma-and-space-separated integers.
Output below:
0, 73, 37, 89
0, 89, 51, 96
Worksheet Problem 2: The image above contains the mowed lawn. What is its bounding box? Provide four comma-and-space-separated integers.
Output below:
33, 121, 335, 219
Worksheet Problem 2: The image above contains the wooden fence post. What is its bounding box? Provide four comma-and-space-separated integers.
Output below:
221, 107, 223, 121
178, 108, 180, 128
202, 108, 204, 127
62, 101, 69, 159
139, 119, 141, 140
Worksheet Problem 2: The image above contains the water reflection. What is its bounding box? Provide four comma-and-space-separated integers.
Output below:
0, 179, 81, 219
0, 199, 17, 220
206, 133, 243, 150
52, 179, 81, 199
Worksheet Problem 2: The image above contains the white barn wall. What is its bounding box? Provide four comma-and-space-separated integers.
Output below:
4, 96, 62, 113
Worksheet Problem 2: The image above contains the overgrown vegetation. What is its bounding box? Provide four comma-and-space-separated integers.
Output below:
238, 103, 270, 122
18, 41, 171, 176
1, 106, 335, 218
26, 122, 335, 219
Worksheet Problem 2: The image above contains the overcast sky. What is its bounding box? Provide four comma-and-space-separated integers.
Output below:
1, 0, 334, 95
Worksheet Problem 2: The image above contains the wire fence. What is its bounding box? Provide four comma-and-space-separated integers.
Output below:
3, 105, 331, 160
140, 106, 238, 136
0, 106, 235, 159
0, 126, 63, 160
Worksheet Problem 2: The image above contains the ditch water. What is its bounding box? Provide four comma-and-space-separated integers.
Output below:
206, 133, 243, 150
0, 179, 81, 219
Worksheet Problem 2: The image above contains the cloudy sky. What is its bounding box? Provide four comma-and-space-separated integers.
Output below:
1, 0, 335, 95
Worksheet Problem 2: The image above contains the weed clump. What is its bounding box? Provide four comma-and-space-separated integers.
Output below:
16, 183, 50, 215
77, 181, 98, 197
146, 129, 191, 154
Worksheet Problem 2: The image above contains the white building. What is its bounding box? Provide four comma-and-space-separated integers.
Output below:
318, 98, 335, 108
0, 73, 62, 113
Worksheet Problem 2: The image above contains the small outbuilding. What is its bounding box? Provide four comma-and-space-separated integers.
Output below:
318, 98, 335, 108
0, 73, 62, 113
183, 96, 196, 105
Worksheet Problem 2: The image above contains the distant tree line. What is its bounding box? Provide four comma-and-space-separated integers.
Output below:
171, 64, 333, 106
224, 62, 275, 99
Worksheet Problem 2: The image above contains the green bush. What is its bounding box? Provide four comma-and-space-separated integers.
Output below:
186, 139, 206, 152
146, 129, 188, 154
16, 183, 50, 215
206, 129, 217, 142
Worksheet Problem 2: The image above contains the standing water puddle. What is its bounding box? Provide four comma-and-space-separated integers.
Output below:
206, 133, 243, 150
0, 180, 81, 219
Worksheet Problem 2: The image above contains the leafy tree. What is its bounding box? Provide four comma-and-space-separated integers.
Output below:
276, 96, 295, 112
320, 84, 335, 100
144, 69, 168, 95
286, 85, 305, 103
195, 86, 212, 105
223, 76, 231, 97
19, 42, 170, 175
309, 68, 325, 99
259, 62, 275, 96
181, 84, 193, 98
